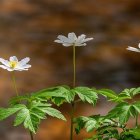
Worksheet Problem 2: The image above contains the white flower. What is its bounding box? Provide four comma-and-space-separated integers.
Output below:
0, 56, 31, 71
127, 43, 140, 53
54, 32, 93, 47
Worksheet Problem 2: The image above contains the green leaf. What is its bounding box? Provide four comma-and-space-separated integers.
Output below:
74, 115, 105, 134
85, 118, 97, 132
129, 128, 140, 139
0, 100, 66, 133
74, 116, 89, 134
98, 126, 119, 140
114, 94, 131, 102
0, 104, 25, 120
98, 88, 140, 103
33, 86, 75, 103
15, 101, 66, 133
98, 89, 117, 99
132, 101, 140, 114
9, 95, 32, 105
18, 107, 40, 133
30, 101, 66, 121
14, 108, 30, 126
107, 102, 134, 124
120, 87, 140, 98
75, 115, 121, 140
121, 128, 140, 139
73, 87, 98, 105
45, 107, 66, 121
51, 97, 66, 106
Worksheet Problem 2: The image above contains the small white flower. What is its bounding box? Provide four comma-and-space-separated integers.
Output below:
127, 43, 140, 53
0, 56, 31, 71
54, 32, 93, 47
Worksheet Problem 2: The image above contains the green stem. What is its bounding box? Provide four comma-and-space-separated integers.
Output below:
136, 113, 138, 128
70, 45, 76, 140
12, 72, 33, 140
11, 71, 19, 96
70, 102, 74, 140
30, 131, 34, 140
73, 45, 76, 87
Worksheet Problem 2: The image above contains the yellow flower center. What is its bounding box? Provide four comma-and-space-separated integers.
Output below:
9, 61, 18, 69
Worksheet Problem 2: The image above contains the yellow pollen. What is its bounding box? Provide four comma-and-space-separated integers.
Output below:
9, 61, 18, 69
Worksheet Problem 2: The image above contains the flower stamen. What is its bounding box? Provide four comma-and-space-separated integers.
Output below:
9, 61, 18, 69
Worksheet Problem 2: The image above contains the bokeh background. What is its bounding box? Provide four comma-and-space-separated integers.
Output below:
0, 0, 140, 140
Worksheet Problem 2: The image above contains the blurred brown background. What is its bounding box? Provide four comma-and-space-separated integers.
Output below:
0, 0, 140, 140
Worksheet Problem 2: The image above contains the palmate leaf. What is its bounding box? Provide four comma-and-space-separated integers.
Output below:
132, 101, 140, 113
111, 87, 140, 102
9, 95, 33, 105
120, 128, 140, 140
85, 119, 97, 132
74, 115, 120, 140
74, 116, 90, 134
14, 107, 41, 133
30, 101, 66, 121
88, 127, 140, 140
114, 94, 131, 102
98, 126, 119, 140
98, 87, 140, 103
128, 128, 140, 139
33, 86, 75, 104
0, 101, 66, 133
98, 89, 131, 102
119, 87, 140, 98
73, 87, 98, 105
107, 102, 137, 124
0, 104, 25, 120
45, 107, 66, 120
33, 86, 98, 106
98, 89, 118, 99
74, 115, 108, 134
51, 97, 66, 106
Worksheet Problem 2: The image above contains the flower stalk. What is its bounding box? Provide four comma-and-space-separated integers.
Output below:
70, 45, 76, 140
135, 113, 138, 128
30, 131, 34, 140
70, 102, 75, 140
73, 45, 76, 87
11, 71, 19, 97
11, 71, 34, 140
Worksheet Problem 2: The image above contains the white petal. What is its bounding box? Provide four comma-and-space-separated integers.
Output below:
63, 43, 73, 47
7, 68, 14, 71
0, 66, 13, 71
82, 37, 94, 43
75, 43, 87, 46
19, 57, 30, 66
57, 35, 70, 43
138, 43, 140, 48
54, 40, 63, 43
17, 64, 31, 69
15, 69, 27, 71
0, 65, 9, 70
23, 64, 31, 68
68, 32, 77, 42
0, 58, 10, 67
10, 56, 18, 62
127, 46, 140, 52
76, 34, 86, 44
0, 65, 14, 71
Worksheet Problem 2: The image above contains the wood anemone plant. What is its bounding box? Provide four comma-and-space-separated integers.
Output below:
0, 56, 66, 140
54, 32, 94, 140
0, 35, 139, 140
74, 87, 140, 140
